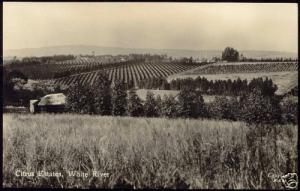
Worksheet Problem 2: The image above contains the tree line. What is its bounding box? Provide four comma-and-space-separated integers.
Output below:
239, 57, 298, 62
138, 76, 278, 97
221, 46, 297, 62
3, 68, 63, 107
66, 72, 297, 125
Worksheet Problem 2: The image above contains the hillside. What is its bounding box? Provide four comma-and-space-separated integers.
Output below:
4, 45, 298, 59
167, 62, 298, 95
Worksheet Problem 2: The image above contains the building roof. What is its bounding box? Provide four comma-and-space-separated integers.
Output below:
30, 99, 39, 105
37, 93, 66, 106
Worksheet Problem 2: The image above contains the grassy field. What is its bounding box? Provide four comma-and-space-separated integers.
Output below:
3, 114, 298, 189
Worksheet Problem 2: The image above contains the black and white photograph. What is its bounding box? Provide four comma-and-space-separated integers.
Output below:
2, 2, 298, 189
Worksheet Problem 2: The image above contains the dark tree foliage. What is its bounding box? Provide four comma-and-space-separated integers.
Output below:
155, 95, 163, 116
93, 72, 112, 115
3, 67, 14, 105
144, 91, 159, 117
209, 96, 240, 121
248, 77, 277, 97
280, 95, 298, 124
222, 47, 239, 62
161, 95, 179, 118
127, 89, 144, 117
177, 86, 205, 118
166, 77, 277, 97
126, 79, 135, 90
111, 80, 128, 116
138, 77, 170, 90
3, 69, 32, 106
289, 86, 298, 96
7, 70, 28, 82
240, 57, 298, 62
53, 71, 72, 78
239, 89, 282, 125
66, 79, 96, 114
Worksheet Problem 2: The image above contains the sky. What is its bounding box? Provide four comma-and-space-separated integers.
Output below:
3, 3, 298, 52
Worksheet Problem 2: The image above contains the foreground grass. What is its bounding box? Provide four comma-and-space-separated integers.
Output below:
3, 114, 298, 189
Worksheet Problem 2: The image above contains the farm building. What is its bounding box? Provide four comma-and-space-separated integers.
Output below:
30, 93, 66, 113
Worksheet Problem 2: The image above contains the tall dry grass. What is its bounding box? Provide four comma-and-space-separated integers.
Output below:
3, 114, 298, 189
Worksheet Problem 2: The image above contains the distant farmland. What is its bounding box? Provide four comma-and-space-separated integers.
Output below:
5, 56, 298, 95
167, 62, 298, 95
54, 61, 202, 87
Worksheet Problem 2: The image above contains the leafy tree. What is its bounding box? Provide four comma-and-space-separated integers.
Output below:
248, 77, 277, 97
127, 89, 144, 117
209, 96, 240, 121
7, 70, 28, 82
155, 95, 163, 116
240, 89, 281, 125
222, 47, 239, 62
3, 69, 29, 106
144, 91, 159, 117
161, 95, 179, 118
177, 86, 205, 118
280, 95, 298, 124
111, 80, 128, 116
93, 72, 112, 115
53, 84, 65, 93
66, 80, 95, 114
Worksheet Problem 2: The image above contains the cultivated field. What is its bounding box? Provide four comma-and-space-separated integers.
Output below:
5, 57, 201, 86
167, 62, 298, 95
3, 114, 297, 189
54, 61, 200, 87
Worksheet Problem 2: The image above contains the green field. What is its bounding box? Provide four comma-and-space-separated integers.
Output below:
3, 114, 297, 189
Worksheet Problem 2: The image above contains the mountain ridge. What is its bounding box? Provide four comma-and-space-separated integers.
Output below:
4, 45, 298, 59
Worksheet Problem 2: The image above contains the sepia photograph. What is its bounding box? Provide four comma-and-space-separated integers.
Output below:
2, 2, 298, 189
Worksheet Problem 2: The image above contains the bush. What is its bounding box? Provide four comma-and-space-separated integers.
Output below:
161, 95, 179, 118
93, 73, 112, 115
280, 95, 298, 124
111, 80, 128, 116
66, 80, 96, 114
209, 96, 240, 121
177, 86, 205, 118
221, 47, 239, 62
127, 89, 144, 117
239, 89, 281, 125
144, 91, 159, 117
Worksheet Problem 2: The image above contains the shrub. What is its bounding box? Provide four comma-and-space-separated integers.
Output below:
144, 91, 159, 117
93, 72, 112, 115
209, 96, 240, 121
111, 80, 128, 116
221, 47, 239, 62
155, 95, 163, 116
161, 95, 179, 118
239, 89, 281, 125
66, 80, 96, 114
127, 89, 144, 117
177, 86, 205, 118
280, 95, 298, 124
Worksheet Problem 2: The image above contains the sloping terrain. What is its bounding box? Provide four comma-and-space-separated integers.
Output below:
167, 62, 298, 95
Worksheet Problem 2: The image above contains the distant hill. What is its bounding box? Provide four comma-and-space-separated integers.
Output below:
3, 45, 298, 59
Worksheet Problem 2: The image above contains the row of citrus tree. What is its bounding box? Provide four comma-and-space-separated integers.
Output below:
66, 72, 297, 125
